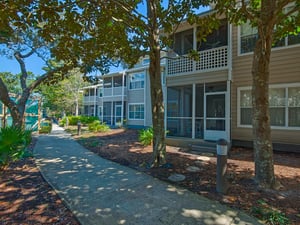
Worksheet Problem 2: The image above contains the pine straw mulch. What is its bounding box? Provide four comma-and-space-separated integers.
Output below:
0, 128, 299, 224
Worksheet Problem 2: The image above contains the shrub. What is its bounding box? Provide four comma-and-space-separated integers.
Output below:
39, 120, 52, 134
88, 120, 110, 132
0, 126, 32, 170
60, 116, 99, 126
139, 127, 153, 146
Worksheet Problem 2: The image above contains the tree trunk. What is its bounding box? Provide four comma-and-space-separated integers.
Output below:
147, 0, 166, 167
251, 22, 276, 188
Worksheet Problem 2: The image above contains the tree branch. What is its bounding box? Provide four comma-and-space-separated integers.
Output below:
14, 51, 29, 91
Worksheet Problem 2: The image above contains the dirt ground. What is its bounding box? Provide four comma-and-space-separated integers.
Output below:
0, 128, 299, 225
0, 138, 80, 225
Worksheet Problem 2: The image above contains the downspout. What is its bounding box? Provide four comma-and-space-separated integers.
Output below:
144, 69, 147, 127
101, 84, 104, 122
94, 86, 97, 116
226, 23, 233, 143
121, 71, 125, 126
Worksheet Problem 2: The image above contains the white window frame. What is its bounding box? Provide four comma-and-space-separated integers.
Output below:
129, 72, 145, 90
128, 103, 145, 120
237, 83, 300, 130
238, 5, 300, 56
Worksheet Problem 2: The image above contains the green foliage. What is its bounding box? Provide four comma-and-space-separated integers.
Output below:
251, 200, 290, 225
88, 120, 110, 133
139, 127, 153, 146
39, 120, 52, 134
0, 126, 32, 170
61, 116, 98, 126
59, 116, 98, 126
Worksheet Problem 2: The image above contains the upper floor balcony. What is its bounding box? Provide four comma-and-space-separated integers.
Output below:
167, 18, 228, 76
167, 46, 228, 76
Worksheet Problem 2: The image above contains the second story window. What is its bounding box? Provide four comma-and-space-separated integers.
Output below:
240, 21, 258, 54
113, 75, 125, 87
129, 73, 144, 90
173, 28, 194, 55
197, 19, 228, 51
103, 77, 112, 88
240, 17, 300, 54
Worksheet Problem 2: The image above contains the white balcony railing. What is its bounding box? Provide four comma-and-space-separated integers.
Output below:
83, 96, 97, 103
167, 46, 228, 76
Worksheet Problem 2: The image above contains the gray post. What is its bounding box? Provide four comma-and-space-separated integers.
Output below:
216, 138, 228, 194
77, 121, 82, 135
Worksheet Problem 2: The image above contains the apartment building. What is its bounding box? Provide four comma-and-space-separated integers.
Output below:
82, 11, 300, 152
164, 13, 300, 152
82, 56, 166, 129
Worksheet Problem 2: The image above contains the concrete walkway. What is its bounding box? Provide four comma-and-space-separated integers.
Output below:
34, 124, 261, 225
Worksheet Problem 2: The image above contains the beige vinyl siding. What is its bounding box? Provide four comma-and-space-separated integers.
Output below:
166, 70, 228, 86
231, 26, 300, 145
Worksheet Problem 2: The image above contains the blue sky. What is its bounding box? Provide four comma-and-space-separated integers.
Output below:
0, 3, 209, 76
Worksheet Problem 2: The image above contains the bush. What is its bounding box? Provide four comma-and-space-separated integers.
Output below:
139, 127, 153, 146
0, 126, 32, 170
39, 120, 52, 134
60, 116, 99, 126
88, 120, 110, 132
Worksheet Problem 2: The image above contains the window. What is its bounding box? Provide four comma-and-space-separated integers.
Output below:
288, 87, 300, 127
240, 21, 258, 54
238, 84, 300, 128
113, 76, 124, 87
129, 73, 144, 89
103, 77, 112, 88
173, 28, 194, 55
240, 11, 300, 54
197, 19, 228, 51
129, 104, 144, 119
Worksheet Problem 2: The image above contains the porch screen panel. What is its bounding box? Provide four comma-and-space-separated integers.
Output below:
103, 102, 112, 125
167, 85, 193, 137
195, 84, 204, 138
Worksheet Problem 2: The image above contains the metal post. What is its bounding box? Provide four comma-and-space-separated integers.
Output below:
77, 120, 82, 135
216, 138, 229, 194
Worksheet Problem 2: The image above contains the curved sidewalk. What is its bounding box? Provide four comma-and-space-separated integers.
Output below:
34, 124, 261, 225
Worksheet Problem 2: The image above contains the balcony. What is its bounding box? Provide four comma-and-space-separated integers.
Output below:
167, 46, 228, 76
83, 96, 97, 103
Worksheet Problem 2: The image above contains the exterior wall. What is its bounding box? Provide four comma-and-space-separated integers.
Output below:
231, 25, 300, 147
144, 70, 152, 127
167, 70, 228, 87
127, 69, 147, 127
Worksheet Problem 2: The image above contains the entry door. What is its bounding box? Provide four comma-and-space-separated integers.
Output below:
115, 105, 122, 125
204, 93, 227, 141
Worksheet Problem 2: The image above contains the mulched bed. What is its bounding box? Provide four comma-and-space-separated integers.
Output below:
1, 129, 299, 224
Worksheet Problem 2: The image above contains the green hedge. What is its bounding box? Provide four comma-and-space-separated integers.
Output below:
60, 116, 99, 126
